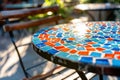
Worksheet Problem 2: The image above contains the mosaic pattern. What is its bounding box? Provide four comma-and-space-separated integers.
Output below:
32, 21, 120, 67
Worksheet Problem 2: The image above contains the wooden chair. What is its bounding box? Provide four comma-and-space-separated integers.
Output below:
0, 5, 63, 79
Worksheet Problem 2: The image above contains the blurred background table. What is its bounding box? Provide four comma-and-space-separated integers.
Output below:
74, 3, 120, 21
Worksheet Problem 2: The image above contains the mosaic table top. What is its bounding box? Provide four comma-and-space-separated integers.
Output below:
32, 21, 120, 71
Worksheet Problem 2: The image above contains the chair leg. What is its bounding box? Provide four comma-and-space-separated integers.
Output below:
99, 74, 103, 80
76, 70, 87, 80
9, 32, 28, 78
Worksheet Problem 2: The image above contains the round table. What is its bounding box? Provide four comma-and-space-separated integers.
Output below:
32, 21, 120, 80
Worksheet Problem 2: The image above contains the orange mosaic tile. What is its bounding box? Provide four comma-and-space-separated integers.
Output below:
77, 44, 82, 46
107, 38, 113, 41
38, 34, 44, 38
87, 41, 96, 44
63, 28, 69, 31
45, 42, 55, 47
50, 27, 58, 30
85, 34, 91, 38
38, 34, 50, 40
68, 38, 75, 41
86, 29, 91, 33
78, 51, 89, 55
94, 30, 99, 33
117, 32, 120, 34
51, 38, 60, 43
60, 47, 70, 52
85, 45, 92, 47
69, 49, 77, 54
117, 55, 120, 60
60, 40, 65, 44
54, 46, 65, 50
114, 51, 120, 55
86, 47, 96, 51
44, 34, 49, 39
46, 38, 51, 41
96, 47, 105, 51
104, 54, 114, 59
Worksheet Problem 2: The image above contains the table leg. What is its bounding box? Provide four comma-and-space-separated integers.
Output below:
98, 11, 101, 21
86, 11, 95, 21
99, 74, 103, 80
76, 70, 87, 80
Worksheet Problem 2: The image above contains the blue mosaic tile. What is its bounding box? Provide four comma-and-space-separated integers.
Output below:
80, 57, 93, 64
98, 36, 105, 39
77, 47, 85, 50
112, 47, 120, 51
91, 38, 99, 42
56, 33, 63, 37
66, 40, 73, 43
40, 46, 53, 52
64, 43, 71, 46
114, 39, 120, 42
96, 59, 109, 65
41, 40, 47, 43
49, 35, 56, 38
102, 45, 111, 49
102, 49, 112, 54
104, 36, 110, 38
67, 45, 76, 49
47, 49, 59, 55
57, 28, 64, 33
67, 55, 80, 61
32, 37, 41, 44
33, 33, 39, 37
55, 42, 62, 46
37, 29, 45, 33
112, 59, 120, 67
47, 30, 54, 34
85, 39, 92, 42
55, 52, 69, 59
36, 43, 46, 48
98, 32, 103, 35
92, 44, 101, 47
90, 52, 101, 57
98, 40, 105, 44
92, 36, 98, 38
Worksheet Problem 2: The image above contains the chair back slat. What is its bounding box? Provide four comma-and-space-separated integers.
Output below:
0, 5, 59, 20
4, 15, 62, 32
1, 5, 63, 32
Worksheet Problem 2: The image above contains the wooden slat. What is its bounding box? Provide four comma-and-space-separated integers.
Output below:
47, 68, 76, 80
0, 20, 5, 25
63, 72, 79, 80
76, 72, 96, 80
46, 68, 96, 80
0, 5, 59, 20
46, 67, 68, 80
3, 15, 62, 32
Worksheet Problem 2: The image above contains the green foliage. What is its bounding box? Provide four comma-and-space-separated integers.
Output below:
43, 0, 70, 18
43, 0, 64, 8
